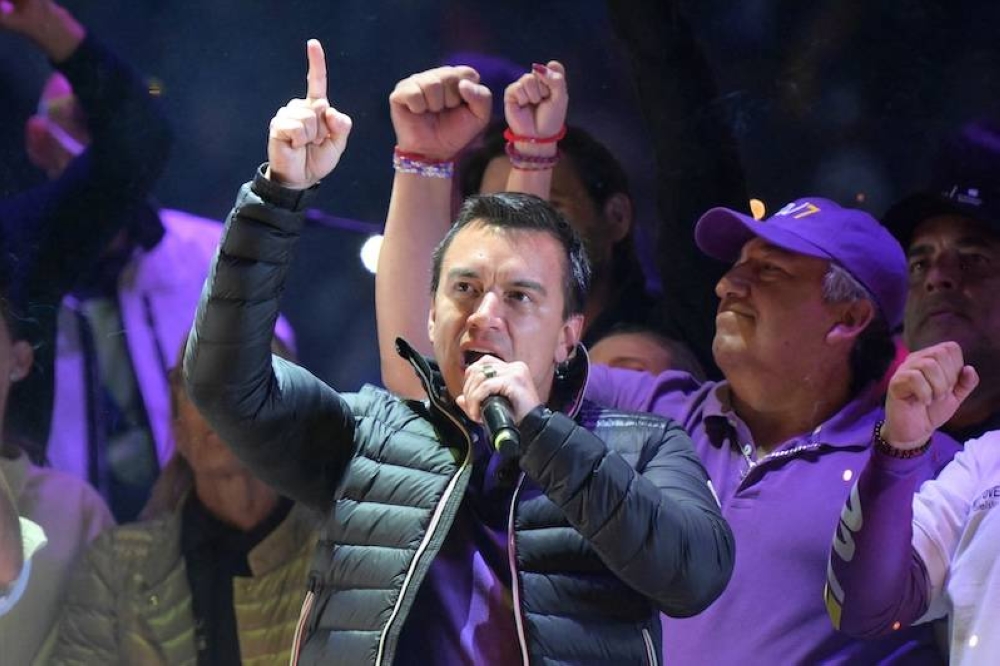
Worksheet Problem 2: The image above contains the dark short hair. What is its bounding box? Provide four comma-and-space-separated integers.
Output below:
458, 121, 631, 208
430, 192, 591, 317
457, 122, 642, 287
594, 322, 708, 381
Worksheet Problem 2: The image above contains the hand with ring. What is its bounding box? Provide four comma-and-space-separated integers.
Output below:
458, 355, 543, 425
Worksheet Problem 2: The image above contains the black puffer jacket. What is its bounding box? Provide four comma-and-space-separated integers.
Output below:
185, 170, 735, 666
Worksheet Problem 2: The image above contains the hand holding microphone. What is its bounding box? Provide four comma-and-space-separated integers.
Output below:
458, 356, 542, 457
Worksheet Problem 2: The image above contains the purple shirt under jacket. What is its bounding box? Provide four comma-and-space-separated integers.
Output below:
586, 366, 959, 666
394, 428, 520, 666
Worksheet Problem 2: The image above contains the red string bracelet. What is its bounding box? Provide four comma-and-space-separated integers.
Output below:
392, 147, 453, 164
503, 125, 567, 145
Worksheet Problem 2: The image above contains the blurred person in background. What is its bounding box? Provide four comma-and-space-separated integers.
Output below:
883, 118, 1000, 442
22, 62, 295, 521
588, 323, 706, 378
52, 334, 318, 666
1, 464, 46, 619
458, 121, 659, 348
0, 0, 173, 530
0, 0, 171, 659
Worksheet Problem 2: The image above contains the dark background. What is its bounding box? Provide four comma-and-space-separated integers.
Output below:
2, 0, 998, 390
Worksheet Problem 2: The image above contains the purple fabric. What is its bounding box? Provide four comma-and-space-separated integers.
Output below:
394, 430, 520, 665
586, 365, 959, 665
827, 451, 933, 637
694, 197, 908, 328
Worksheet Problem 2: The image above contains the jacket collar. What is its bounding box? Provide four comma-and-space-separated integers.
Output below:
136, 500, 319, 587
394, 337, 589, 420
247, 503, 320, 575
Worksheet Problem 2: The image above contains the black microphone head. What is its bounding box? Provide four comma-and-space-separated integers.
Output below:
482, 395, 521, 456
493, 428, 519, 458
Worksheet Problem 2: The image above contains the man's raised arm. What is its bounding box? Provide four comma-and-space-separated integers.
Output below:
184, 40, 355, 510
501, 60, 568, 198
826, 342, 978, 636
376, 65, 492, 398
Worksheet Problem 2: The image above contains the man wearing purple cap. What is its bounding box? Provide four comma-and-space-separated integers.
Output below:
588, 196, 960, 664
882, 119, 1000, 442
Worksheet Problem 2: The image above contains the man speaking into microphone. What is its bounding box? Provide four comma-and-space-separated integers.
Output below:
184, 40, 733, 666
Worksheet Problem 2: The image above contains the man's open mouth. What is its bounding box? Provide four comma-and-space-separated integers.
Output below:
463, 349, 502, 367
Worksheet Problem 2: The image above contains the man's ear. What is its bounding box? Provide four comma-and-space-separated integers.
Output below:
601, 192, 633, 244
427, 305, 436, 347
8, 340, 34, 383
556, 314, 585, 364
826, 299, 876, 346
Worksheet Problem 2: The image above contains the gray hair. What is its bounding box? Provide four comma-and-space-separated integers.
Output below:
822, 262, 872, 305
822, 262, 896, 394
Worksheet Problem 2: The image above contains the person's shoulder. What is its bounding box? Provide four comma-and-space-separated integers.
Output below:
157, 208, 224, 246
136, 208, 223, 274
578, 399, 693, 448
352, 384, 462, 447
21, 464, 107, 509
959, 431, 1000, 466
68, 514, 179, 595
89, 513, 178, 563
352, 384, 432, 424
580, 399, 677, 427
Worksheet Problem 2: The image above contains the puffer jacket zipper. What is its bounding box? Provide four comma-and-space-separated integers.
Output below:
641, 626, 658, 666
507, 473, 530, 664
289, 582, 316, 666
504, 347, 588, 666
374, 358, 474, 665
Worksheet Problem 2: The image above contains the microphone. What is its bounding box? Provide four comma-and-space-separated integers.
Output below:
482, 395, 520, 457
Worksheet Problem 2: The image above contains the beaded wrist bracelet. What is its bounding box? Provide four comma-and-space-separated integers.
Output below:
392, 147, 454, 179
872, 419, 932, 459
505, 142, 560, 171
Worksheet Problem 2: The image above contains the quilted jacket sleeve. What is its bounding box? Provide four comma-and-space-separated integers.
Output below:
519, 406, 735, 616
184, 169, 357, 511
48, 530, 122, 665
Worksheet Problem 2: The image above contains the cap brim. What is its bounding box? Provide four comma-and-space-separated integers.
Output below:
881, 193, 965, 248
694, 207, 835, 263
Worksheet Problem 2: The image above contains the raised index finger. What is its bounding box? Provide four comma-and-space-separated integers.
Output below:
306, 38, 327, 100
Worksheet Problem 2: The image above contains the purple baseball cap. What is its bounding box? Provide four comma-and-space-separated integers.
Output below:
695, 197, 908, 329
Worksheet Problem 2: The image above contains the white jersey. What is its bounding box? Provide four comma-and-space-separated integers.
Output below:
912, 430, 1000, 665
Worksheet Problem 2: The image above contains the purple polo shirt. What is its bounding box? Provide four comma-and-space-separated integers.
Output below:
394, 428, 521, 665
587, 366, 959, 666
